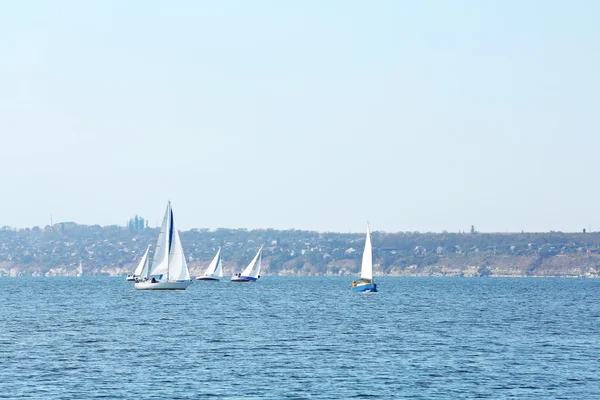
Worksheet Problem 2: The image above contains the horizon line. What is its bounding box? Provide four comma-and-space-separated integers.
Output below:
0, 222, 594, 235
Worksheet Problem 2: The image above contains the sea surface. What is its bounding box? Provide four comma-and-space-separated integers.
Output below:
1, 277, 599, 399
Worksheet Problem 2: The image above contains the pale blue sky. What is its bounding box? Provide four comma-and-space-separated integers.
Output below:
1, 1, 599, 232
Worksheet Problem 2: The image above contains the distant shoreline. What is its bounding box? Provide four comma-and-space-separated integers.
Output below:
1, 272, 597, 279
2, 226, 600, 279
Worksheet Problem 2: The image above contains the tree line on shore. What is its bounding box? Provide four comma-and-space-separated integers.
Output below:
1, 222, 599, 277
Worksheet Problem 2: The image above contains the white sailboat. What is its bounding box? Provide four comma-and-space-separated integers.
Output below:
196, 247, 223, 281
134, 201, 192, 290
76, 262, 83, 277
231, 245, 263, 282
351, 223, 377, 292
126, 245, 150, 281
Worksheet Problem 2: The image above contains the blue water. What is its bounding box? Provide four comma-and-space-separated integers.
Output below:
1, 277, 599, 399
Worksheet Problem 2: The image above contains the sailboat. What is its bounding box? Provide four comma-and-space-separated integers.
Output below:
196, 247, 223, 281
126, 245, 150, 281
231, 245, 263, 282
351, 223, 377, 292
76, 262, 83, 277
134, 201, 192, 290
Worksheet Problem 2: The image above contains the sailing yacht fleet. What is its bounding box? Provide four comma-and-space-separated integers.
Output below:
126, 201, 378, 292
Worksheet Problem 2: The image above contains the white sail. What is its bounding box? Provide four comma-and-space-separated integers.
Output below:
360, 223, 373, 280
241, 245, 263, 277
214, 253, 223, 278
203, 248, 222, 277
141, 254, 150, 279
167, 223, 190, 281
134, 245, 151, 277
77, 262, 83, 277
252, 250, 262, 279
148, 203, 171, 277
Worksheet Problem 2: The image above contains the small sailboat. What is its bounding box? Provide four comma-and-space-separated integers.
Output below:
231, 245, 263, 282
126, 245, 150, 281
352, 223, 377, 292
76, 262, 83, 277
134, 201, 192, 290
196, 247, 223, 281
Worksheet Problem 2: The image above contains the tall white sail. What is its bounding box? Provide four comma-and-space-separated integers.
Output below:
134, 245, 151, 277
214, 252, 223, 278
149, 203, 171, 277
141, 253, 150, 279
167, 223, 190, 281
242, 246, 263, 277
252, 250, 262, 279
204, 248, 222, 277
360, 223, 373, 280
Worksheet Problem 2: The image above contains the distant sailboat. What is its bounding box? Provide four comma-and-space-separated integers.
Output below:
126, 245, 150, 281
196, 247, 223, 281
76, 262, 83, 277
134, 201, 192, 290
231, 245, 263, 282
351, 223, 377, 292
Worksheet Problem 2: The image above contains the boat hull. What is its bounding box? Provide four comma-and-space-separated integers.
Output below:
230, 276, 257, 282
196, 276, 220, 281
352, 282, 377, 292
134, 280, 192, 290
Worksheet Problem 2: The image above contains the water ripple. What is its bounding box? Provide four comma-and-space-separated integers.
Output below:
0, 277, 599, 399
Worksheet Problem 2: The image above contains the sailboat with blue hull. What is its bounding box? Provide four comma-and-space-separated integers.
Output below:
352, 223, 377, 292
231, 245, 263, 282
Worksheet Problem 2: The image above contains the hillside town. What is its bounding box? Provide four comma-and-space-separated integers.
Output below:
1, 221, 599, 278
